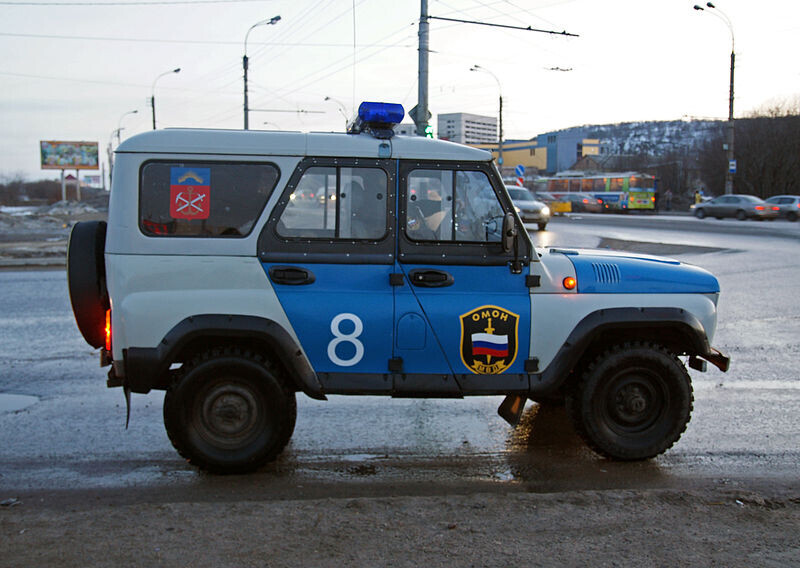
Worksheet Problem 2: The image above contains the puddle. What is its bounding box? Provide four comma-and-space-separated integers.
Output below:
0, 393, 39, 413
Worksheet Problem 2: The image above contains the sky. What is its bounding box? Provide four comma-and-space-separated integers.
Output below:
1, 0, 798, 182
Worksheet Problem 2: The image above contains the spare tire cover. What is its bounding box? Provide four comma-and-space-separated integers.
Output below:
67, 221, 109, 348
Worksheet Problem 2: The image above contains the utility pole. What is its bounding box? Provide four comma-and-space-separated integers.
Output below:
413, 0, 430, 137
416, 2, 577, 140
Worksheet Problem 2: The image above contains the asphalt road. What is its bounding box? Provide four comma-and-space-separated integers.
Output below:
0, 213, 798, 506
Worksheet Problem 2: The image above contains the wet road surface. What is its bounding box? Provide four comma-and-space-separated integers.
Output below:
0, 214, 798, 505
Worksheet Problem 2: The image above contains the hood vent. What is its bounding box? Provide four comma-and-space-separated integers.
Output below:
592, 262, 621, 284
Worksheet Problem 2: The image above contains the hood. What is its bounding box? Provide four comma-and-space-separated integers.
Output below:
552, 248, 720, 294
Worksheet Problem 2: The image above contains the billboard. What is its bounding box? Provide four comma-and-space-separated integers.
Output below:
40, 140, 99, 170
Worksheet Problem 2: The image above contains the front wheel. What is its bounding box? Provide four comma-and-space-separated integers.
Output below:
566, 342, 693, 461
694, 208, 706, 219
537, 222, 547, 231
736, 210, 747, 221
164, 348, 297, 474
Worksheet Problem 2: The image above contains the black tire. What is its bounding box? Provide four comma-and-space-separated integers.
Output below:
67, 221, 108, 348
537, 222, 547, 231
736, 210, 747, 221
566, 342, 693, 461
163, 348, 297, 474
787, 211, 798, 222
694, 208, 706, 219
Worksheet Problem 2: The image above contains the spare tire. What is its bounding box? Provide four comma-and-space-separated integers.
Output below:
67, 221, 109, 348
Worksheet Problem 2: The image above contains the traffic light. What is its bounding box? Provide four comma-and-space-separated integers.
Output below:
424, 125, 434, 138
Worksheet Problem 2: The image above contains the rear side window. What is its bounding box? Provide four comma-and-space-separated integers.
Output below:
139, 161, 279, 237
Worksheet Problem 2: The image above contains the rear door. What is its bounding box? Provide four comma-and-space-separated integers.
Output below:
259, 158, 396, 393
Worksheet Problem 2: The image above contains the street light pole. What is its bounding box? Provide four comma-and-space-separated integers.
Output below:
243, 15, 281, 130
116, 109, 138, 144
470, 64, 503, 168
151, 68, 181, 130
694, 2, 735, 194
324, 96, 349, 129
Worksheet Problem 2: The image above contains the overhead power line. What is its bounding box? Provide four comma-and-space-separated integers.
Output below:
427, 15, 579, 37
1, 0, 265, 5
0, 31, 409, 48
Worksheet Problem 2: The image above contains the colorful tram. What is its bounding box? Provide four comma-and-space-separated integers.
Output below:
533, 172, 656, 212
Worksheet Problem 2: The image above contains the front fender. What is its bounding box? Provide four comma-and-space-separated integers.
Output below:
530, 307, 729, 395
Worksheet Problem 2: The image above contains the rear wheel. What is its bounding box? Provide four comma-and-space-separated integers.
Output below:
566, 342, 693, 460
736, 210, 747, 221
163, 348, 296, 474
787, 211, 798, 222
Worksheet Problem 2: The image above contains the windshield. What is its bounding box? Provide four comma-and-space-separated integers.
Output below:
507, 188, 533, 201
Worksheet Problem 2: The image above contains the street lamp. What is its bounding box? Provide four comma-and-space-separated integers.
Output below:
324, 96, 348, 129
694, 2, 735, 194
243, 15, 281, 130
115, 109, 138, 144
151, 68, 181, 130
470, 64, 503, 167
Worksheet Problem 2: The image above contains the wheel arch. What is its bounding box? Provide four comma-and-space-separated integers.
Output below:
531, 307, 725, 396
123, 314, 326, 400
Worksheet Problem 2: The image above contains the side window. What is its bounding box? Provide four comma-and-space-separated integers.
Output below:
277, 166, 387, 240
406, 169, 503, 243
139, 161, 278, 237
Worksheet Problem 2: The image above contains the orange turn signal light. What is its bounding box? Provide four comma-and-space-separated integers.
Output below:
563, 276, 577, 290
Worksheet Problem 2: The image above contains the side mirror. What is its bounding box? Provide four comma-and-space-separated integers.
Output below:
502, 212, 517, 253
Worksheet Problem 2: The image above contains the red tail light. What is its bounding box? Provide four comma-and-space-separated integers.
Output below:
755, 206, 765, 211
582, 199, 589, 204
105, 309, 112, 352
772, 206, 780, 211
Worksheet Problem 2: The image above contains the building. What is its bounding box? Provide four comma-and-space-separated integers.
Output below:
536, 129, 605, 173
473, 139, 548, 178
393, 123, 418, 136
437, 113, 497, 145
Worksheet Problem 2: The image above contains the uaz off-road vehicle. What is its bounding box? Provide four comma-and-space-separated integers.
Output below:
68, 103, 729, 473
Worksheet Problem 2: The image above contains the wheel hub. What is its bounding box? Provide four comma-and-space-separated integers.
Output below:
200, 384, 260, 444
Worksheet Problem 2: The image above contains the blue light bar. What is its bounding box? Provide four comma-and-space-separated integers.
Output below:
357, 102, 404, 126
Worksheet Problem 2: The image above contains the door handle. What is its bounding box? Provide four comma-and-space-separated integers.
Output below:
409, 269, 454, 288
268, 266, 316, 285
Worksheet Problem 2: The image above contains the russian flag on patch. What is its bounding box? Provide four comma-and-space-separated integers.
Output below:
471, 332, 509, 358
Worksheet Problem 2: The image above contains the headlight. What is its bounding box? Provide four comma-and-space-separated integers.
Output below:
514, 206, 521, 213
542, 206, 550, 216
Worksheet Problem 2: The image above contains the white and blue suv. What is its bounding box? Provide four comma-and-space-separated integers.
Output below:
67, 103, 730, 473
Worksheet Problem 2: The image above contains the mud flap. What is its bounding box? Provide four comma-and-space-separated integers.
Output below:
124, 385, 131, 429
497, 394, 527, 426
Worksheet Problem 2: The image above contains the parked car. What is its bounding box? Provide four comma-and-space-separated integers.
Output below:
65, 101, 729, 474
764, 195, 800, 222
556, 192, 603, 213
506, 186, 550, 230
533, 191, 571, 215
690, 194, 779, 220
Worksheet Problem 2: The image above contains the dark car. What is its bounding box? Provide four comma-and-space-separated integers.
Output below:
690, 194, 779, 220
764, 195, 800, 222
557, 192, 603, 213
506, 186, 550, 230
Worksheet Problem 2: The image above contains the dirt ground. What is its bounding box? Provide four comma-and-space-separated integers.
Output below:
1, 487, 799, 567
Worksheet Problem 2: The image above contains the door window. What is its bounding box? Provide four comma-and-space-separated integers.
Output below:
406, 169, 503, 243
277, 166, 387, 240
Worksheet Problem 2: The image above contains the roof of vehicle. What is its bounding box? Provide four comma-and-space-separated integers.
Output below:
116, 128, 492, 162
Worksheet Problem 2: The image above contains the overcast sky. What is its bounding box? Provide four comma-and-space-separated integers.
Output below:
1, 0, 798, 181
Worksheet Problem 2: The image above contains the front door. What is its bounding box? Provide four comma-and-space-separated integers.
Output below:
396, 162, 533, 393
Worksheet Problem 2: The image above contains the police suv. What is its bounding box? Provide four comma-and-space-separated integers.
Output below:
68, 103, 730, 474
